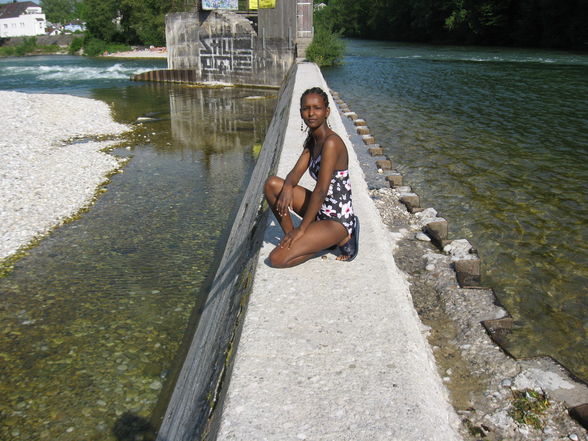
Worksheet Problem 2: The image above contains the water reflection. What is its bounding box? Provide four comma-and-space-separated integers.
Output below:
168, 87, 275, 163
0, 84, 276, 440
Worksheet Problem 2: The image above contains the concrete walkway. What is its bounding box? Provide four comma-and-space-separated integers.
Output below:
217, 63, 463, 441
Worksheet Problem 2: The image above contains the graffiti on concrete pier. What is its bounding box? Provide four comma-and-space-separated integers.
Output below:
200, 36, 254, 74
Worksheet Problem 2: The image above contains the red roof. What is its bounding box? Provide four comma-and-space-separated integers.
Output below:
0, 2, 42, 20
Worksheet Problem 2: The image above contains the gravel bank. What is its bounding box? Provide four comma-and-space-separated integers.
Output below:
105, 49, 167, 59
369, 187, 588, 441
0, 91, 130, 261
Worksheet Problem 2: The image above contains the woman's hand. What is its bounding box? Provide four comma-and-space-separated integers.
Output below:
280, 227, 305, 249
276, 185, 293, 217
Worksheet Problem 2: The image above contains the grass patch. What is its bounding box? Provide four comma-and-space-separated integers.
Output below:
0, 46, 16, 57
36, 44, 61, 54
509, 389, 550, 429
0, 36, 36, 57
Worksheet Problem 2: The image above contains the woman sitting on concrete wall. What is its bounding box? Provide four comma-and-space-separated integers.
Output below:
264, 87, 359, 268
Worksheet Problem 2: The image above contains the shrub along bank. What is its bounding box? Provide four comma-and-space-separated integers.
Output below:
68, 36, 131, 56
305, 4, 345, 66
0, 37, 62, 57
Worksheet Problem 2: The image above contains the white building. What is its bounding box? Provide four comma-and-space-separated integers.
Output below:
0, 1, 46, 38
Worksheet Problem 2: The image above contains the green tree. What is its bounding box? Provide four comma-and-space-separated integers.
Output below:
317, 0, 448, 42
41, 0, 76, 24
119, 0, 173, 46
444, 0, 511, 44
366, 0, 414, 40
83, 0, 122, 42
326, 0, 371, 37
82, 0, 172, 46
313, 3, 335, 32
307, 2, 345, 66
73, 1, 88, 22
535, 0, 588, 48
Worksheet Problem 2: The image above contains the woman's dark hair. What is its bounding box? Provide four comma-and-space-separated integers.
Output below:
300, 87, 329, 108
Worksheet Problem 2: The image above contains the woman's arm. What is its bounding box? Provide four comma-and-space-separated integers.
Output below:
276, 146, 311, 216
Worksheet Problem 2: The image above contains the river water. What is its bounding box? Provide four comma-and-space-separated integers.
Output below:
323, 40, 588, 382
0, 55, 276, 440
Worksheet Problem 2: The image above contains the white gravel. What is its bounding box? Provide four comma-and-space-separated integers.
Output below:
105, 49, 167, 59
0, 91, 130, 260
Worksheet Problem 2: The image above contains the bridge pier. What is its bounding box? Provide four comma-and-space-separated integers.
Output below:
133, 2, 312, 88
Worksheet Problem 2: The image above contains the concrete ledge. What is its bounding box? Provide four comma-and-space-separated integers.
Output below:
155, 64, 298, 441
217, 62, 462, 441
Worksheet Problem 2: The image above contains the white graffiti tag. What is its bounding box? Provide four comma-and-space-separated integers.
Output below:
200, 36, 254, 74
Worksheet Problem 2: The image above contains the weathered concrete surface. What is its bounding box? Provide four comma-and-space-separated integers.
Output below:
154, 65, 297, 441
166, 12, 200, 70
217, 63, 462, 441
258, 0, 312, 58
158, 11, 293, 87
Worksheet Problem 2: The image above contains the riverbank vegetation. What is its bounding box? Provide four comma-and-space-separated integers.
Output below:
306, 27, 345, 66
40, 0, 174, 55
305, 8, 345, 66
68, 36, 131, 57
0, 37, 61, 57
315, 0, 588, 50
8, 0, 585, 58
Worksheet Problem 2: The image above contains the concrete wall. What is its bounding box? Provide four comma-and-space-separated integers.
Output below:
154, 63, 299, 441
3, 34, 74, 47
258, 0, 295, 41
216, 62, 463, 441
166, 12, 201, 70
154, 10, 294, 87
258, 0, 312, 58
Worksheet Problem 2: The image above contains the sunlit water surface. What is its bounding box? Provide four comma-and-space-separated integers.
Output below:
323, 40, 588, 381
0, 56, 276, 440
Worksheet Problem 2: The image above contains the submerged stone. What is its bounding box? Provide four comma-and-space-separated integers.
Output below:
149, 381, 162, 390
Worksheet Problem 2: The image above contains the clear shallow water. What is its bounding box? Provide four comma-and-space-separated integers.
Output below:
0, 56, 276, 440
323, 40, 588, 381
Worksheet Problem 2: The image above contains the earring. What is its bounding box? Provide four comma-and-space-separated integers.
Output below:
327, 119, 332, 129
300, 121, 304, 131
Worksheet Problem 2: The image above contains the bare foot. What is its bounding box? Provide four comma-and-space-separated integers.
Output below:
336, 216, 359, 262
336, 235, 352, 261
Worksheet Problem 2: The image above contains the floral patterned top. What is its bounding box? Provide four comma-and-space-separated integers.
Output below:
309, 153, 356, 235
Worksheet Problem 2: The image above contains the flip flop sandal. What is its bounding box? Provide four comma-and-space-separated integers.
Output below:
338, 215, 359, 262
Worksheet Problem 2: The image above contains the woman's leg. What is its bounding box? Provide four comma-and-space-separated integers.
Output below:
269, 220, 348, 268
264, 176, 312, 234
